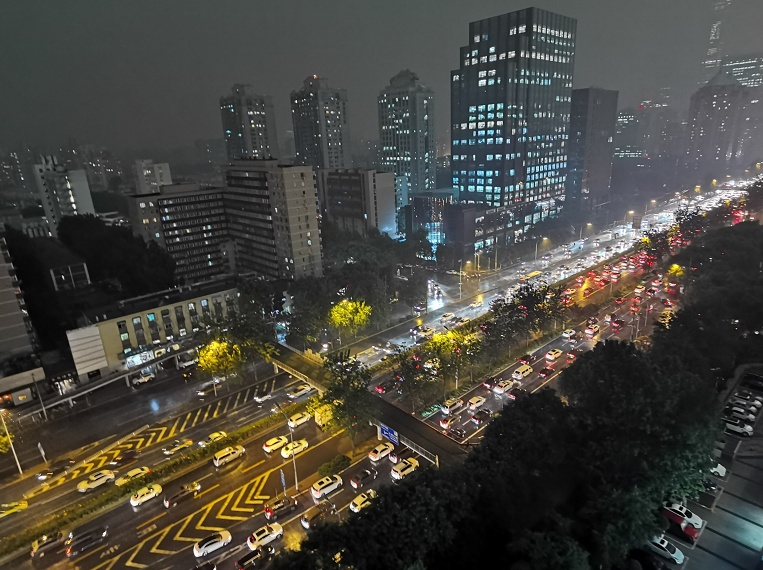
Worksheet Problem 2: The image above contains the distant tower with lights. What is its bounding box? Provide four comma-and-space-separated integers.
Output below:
701, 0, 733, 84
220, 84, 280, 162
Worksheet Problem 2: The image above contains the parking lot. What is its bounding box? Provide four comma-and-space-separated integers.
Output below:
685, 367, 763, 570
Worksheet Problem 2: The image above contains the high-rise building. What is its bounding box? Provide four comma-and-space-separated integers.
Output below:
223, 159, 323, 280
614, 109, 645, 163
565, 88, 618, 208
317, 169, 396, 237
722, 53, 763, 87
220, 84, 280, 161
378, 69, 435, 195
684, 70, 763, 179
128, 182, 230, 283
0, 227, 36, 360
701, 0, 733, 84
291, 76, 349, 169
450, 8, 576, 226
133, 159, 172, 195
34, 155, 95, 237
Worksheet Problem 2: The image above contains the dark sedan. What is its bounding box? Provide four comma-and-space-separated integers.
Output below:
349, 468, 378, 489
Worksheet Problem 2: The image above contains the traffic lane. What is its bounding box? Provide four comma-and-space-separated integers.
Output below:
67, 424, 347, 570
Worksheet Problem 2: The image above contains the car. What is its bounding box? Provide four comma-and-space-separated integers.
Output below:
634, 285, 645, 295
538, 367, 554, 379
482, 376, 501, 390
193, 530, 232, 557
375, 378, 398, 394
703, 479, 718, 493
109, 449, 140, 467
447, 427, 467, 439
30, 531, 64, 558
349, 489, 378, 514
300, 501, 336, 530
662, 298, 674, 307
441, 398, 465, 415
77, 469, 115, 492
584, 324, 600, 337
391, 458, 420, 481
198, 431, 227, 447
493, 379, 516, 394
710, 463, 727, 477
518, 354, 537, 365
733, 391, 763, 408
0, 500, 28, 519
212, 445, 245, 468
286, 383, 312, 399
453, 316, 470, 325
253, 392, 273, 403
368, 441, 394, 462
512, 364, 534, 380
163, 481, 201, 508
445, 270, 459, 275
724, 417, 753, 436
507, 387, 528, 401
663, 503, 703, 529
724, 405, 756, 423
311, 475, 343, 499
651, 278, 662, 287
132, 371, 155, 385
586, 316, 599, 326
130, 483, 163, 507
646, 535, 684, 565
729, 398, 762, 411
646, 287, 657, 296
262, 435, 289, 454
469, 300, 483, 309
545, 349, 563, 361
36, 458, 76, 480
263, 496, 298, 520
162, 439, 193, 456
468, 395, 486, 410
349, 468, 377, 489
196, 379, 223, 398
471, 409, 491, 425
614, 297, 625, 305
583, 288, 593, 298
741, 377, 763, 392
235, 545, 275, 569
65, 528, 108, 558
114, 466, 150, 487
439, 415, 456, 430
287, 411, 311, 428
440, 312, 455, 322
280, 439, 309, 459
611, 318, 624, 331
562, 329, 576, 339
627, 548, 669, 570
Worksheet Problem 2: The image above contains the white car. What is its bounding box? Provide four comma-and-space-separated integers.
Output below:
133, 371, 155, 385
562, 329, 576, 339
467, 396, 486, 410
469, 300, 482, 309
254, 392, 273, 403
193, 530, 232, 557
198, 431, 227, 447
114, 466, 150, 487
287, 412, 311, 429
349, 490, 377, 514
280, 439, 309, 459
493, 379, 516, 394
286, 383, 312, 399
545, 349, 563, 361
710, 462, 727, 477
724, 417, 753, 436
130, 483, 163, 507
246, 523, 283, 550
725, 406, 756, 423
440, 313, 455, 322
733, 392, 763, 408
77, 470, 115, 492
368, 442, 394, 462
634, 285, 645, 295
646, 534, 684, 565
664, 503, 703, 529
391, 457, 419, 481
585, 324, 600, 337
262, 435, 289, 454
311, 475, 343, 499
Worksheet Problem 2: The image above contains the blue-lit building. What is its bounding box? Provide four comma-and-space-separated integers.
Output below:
450, 7, 576, 234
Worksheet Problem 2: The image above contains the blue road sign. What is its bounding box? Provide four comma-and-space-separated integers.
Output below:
379, 423, 399, 446
280, 469, 286, 490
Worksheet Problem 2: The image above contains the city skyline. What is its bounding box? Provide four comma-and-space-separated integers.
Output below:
2, 0, 762, 152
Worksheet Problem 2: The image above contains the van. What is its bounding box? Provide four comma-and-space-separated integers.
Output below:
511, 364, 533, 381
440, 398, 465, 416
212, 445, 245, 468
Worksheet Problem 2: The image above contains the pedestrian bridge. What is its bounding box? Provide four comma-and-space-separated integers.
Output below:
271, 343, 332, 391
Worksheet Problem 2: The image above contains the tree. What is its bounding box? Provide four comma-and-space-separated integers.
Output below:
328, 299, 372, 342
198, 338, 245, 387
0, 427, 13, 455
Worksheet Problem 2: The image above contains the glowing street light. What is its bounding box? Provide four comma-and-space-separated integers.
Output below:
534, 237, 549, 261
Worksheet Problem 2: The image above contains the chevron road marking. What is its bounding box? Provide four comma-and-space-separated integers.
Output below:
214, 492, 248, 522
229, 485, 257, 514
167, 417, 180, 439
149, 526, 179, 554
179, 411, 192, 433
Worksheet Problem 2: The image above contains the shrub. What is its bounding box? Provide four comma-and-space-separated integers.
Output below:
318, 454, 351, 478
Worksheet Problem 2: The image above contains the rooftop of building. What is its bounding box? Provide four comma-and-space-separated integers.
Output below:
80, 275, 238, 324
704, 69, 743, 88
31, 238, 85, 270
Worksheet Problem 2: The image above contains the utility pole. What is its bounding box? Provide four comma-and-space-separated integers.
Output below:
1, 411, 22, 475
31, 372, 48, 422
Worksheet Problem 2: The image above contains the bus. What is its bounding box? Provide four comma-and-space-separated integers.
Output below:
519, 270, 542, 282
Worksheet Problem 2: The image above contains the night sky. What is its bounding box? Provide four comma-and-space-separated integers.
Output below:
1, 0, 762, 153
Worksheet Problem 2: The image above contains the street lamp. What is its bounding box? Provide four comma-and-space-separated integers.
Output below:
459, 260, 471, 300
0, 410, 22, 475
534, 237, 548, 261
579, 223, 592, 241
271, 401, 299, 491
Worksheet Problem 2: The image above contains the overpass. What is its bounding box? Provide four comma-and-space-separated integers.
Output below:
272, 343, 468, 468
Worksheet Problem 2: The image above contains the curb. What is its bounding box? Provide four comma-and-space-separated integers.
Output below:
22, 424, 151, 500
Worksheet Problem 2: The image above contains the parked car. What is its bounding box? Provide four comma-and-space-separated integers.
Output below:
663, 503, 703, 529
645, 535, 684, 564
471, 410, 491, 425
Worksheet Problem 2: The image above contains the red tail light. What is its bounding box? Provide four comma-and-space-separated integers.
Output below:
66, 547, 72, 556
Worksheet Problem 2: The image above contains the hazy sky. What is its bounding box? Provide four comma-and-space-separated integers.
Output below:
1, 0, 762, 153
